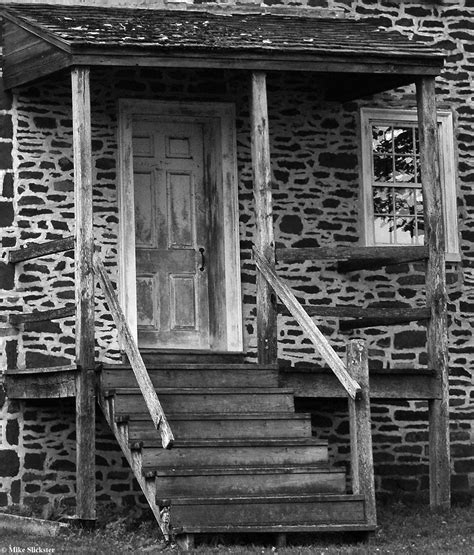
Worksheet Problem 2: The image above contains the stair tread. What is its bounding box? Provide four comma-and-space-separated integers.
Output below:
107, 387, 290, 394
164, 493, 365, 504
170, 523, 377, 533
116, 411, 310, 422
153, 464, 341, 476
103, 363, 277, 370
137, 437, 327, 448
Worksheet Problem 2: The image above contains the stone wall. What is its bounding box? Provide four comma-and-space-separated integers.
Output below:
0, 0, 473, 512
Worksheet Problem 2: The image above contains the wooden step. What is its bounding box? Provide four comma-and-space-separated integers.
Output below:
109, 387, 295, 414
165, 494, 367, 533
102, 363, 279, 389
138, 350, 246, 365
153, 465, 346, 497
122, 412, 312, 440
141, 438, 328, 468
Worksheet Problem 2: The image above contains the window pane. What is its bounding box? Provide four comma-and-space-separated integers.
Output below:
373, 155, 393, 182
395, 216, 416, 244
374, 215, 394, 244
417, 219, 425, 245
394, 188, 414, 215
395, 156, 415, 183
373, 186, 393, 215
373, 126, 392, 154
414, 189, 424, 215
415, 158, 421, 184
394, 127, 415, 154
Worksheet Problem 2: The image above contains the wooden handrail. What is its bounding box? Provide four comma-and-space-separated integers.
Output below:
93, 254, 174, 449
254, 248, 361, 400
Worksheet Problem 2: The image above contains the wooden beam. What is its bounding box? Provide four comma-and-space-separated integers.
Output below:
4, 367, 77, 399
277, 245, 428, 264
347, 340, 376, 527
279, 304, 430, 322
70, 49, 443, 75
9, 305, 75, 326
339, 313, 430, 331
3, 51, 443, 92
254, 249, 361, 401
5, 365, 77, 375
72, 66, 96, 524
8, 237, 74, 264
416, 76, 450, 510
337, 251, 429, 273
280, 367, 439, 400
251, 71, 277, 365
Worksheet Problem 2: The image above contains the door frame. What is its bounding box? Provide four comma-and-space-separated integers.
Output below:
118, 99, 243, 352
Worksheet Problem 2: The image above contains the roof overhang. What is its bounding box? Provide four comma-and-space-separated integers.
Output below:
1, 4, 445, 98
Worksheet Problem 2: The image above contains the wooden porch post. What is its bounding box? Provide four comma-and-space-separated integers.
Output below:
72, 66, 96, 523
416, 76, 451, 509
251, 71, 277, 365
347, 339, 376, 527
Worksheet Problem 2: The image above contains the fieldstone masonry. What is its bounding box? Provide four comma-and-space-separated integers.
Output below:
0, 0, 473, 513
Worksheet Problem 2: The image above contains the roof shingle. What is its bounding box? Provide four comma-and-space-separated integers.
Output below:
2, 3, 443, 59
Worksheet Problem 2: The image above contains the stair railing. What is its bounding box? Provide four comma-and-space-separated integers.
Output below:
254, 248, 361, 400
254, 248, 376, 526
93, 253, 174, 449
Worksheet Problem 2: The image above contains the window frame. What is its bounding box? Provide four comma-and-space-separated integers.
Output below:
360, 107, 459, 261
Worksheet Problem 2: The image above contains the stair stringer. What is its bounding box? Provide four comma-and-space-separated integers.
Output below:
97, 391, 170, 540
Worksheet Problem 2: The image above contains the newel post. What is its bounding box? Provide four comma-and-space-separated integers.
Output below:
250, 71, 277, 365
416, 76, 451, 510
347, 339, 376, 527
72, 66, 96, 524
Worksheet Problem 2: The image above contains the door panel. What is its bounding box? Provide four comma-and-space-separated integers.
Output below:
170, 274, 197, 329
133, 119, 210, 349
167, 171, 195, 248
134, 171, 156, 247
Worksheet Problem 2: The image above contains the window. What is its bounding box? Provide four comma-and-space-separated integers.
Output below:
360, 108, 459, 259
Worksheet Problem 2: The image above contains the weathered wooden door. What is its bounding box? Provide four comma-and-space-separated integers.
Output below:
133, 118, 210, 349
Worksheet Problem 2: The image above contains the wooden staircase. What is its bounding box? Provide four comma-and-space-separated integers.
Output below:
98, 361, 374, 542
4, 241, 379, 539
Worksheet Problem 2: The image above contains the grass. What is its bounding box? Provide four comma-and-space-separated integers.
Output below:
0, 501, 472, 554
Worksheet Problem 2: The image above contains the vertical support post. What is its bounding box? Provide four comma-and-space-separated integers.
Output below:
416, 77, 450, 509
72, 66, 96, 523
347, 339, 376, 527
250, 71, 277, 365
176, 534, 194, 551
276, 533, 287, 548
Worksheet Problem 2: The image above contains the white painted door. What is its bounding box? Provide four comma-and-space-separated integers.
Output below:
133, 118, 210, 349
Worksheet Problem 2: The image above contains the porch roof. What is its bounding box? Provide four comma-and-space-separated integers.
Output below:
2, 3, 445, 95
